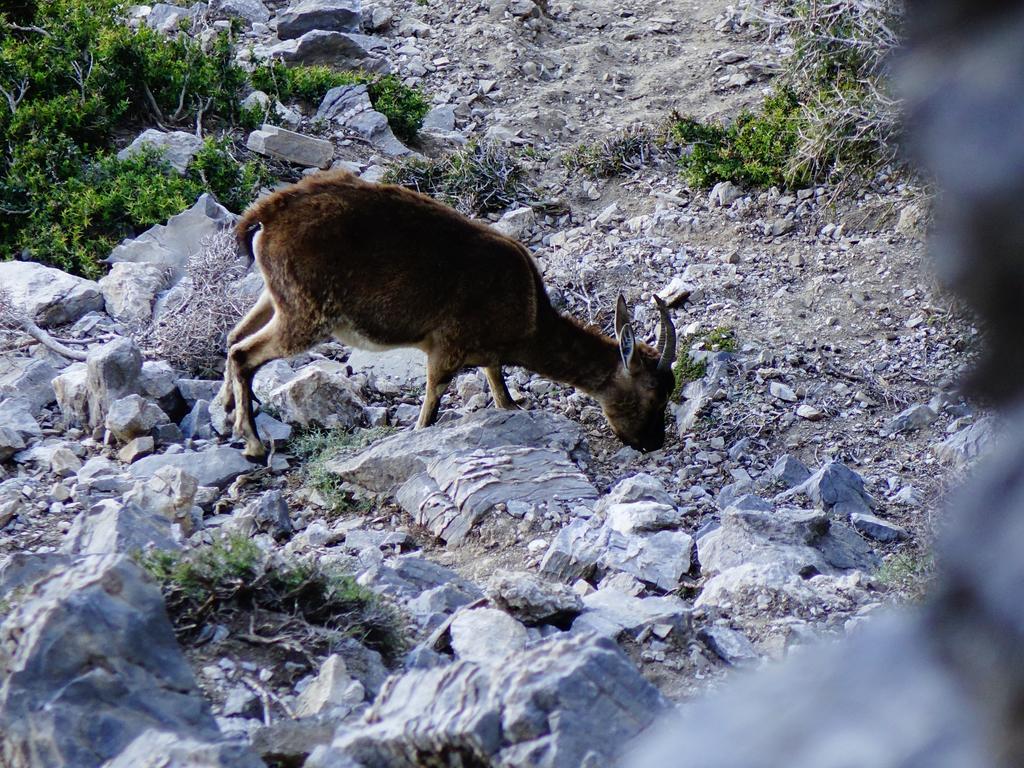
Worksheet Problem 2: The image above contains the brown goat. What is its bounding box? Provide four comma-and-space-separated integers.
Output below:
219, 170, 677, 459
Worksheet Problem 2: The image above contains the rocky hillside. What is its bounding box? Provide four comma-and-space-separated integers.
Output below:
0, 0, 995, 766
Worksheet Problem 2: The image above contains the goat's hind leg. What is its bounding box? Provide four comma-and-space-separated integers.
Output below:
219, 290, 274, 417
484, 365, 520, 410
227, 315, 302, 460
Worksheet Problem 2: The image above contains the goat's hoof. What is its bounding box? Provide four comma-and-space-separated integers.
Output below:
242, 445, 269, 465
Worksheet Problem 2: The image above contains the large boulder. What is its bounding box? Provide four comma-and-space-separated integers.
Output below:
327, 410, 589, 493
105, 394, 170, 443
277, 0, 361, 38
396, 446, 598, 545
97, 262, 170, 325
85, 337, 144, 428
61, 499, 182, 556
105, 194, 237, 283
308, 632, 666, 768
264, 365, 365, 429
0, 555, 249, 767
0, 358, 59, 412
0, 262, 103, 328
256, 30, 387, 70
53, 363, 89, 427
129, 446, 258, 489
317, 85, 412, 157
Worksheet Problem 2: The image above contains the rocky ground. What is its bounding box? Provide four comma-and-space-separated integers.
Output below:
0, 0, 998, 766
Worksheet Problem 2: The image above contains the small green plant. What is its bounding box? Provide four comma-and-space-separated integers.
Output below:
250, 62, 429, 143
288, 426, 395, 515
670, 326, 736, 399
139, 534, 404, 657
875, 551, 934, 601
563, 125, 657, 179
384, 142, 531, 215
671, 88, 805, 189
187, 136, 274, 213
705, 326, 737, 352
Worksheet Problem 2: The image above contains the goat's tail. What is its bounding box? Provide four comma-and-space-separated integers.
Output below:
234, 189, 291, 264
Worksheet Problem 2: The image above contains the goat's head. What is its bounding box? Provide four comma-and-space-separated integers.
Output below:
598, 295, 677, 452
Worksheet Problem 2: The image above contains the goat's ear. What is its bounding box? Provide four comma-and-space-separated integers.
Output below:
618, 323, 637, 371
614, 294, 630, 337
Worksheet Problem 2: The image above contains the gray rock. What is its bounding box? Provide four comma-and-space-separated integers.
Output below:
597, 472, 676, 510
248, 489, 293, 539
76, 456, 133, 498
53, 362, 89, 427
769, 381, 798, 402
937, 417, 994, 467
539, 517, 604, 582
250, 719, 337, 768
255, 411, 292, 446
0, 552, 72, 601
106, 194, 237, 282
117, 129, 204, 174
86, 337, 144, 429
0, 359, 58, 412
277, 0, 361, 39
450, 607, 528, 668
130, 446, 258, 489
176, 378, 222, 407
146, 2, 199, 32
346, 346, 427, 387
0, 555, 232, 768
180, 399, 213, 440
769, 454, 812, 488
257, 29, 387, 69
247, 124, 334, 168
98, 262, 169, 326
252, 359, 295, 401
0, 427, 26, 462
486, 570, 583, 626
49, 446, 83, 476
850, 512, 908, 543
125, 466, 198, 535
209, 0, 269, 23
598, 527, 695, 591
0, 261, 104, 327
422, 105, 456, 132
572, 588, 691, 639
309, 633, 665, 768
493, 206, 536, 240
782, 461, 874, 516
328, 410, 589, 493
604, 500, 683, 533
0, 478, 38, 529
715, 479, 754, 510
62, 499, 181, 556
105, 394, 170, 443
699, 625, 759, 666
317, 85, 411, 157
358, 555, 483, 602
119, 436, 156, 463
294, 655, 365, 718
672, 354, 730, 435
882, 403, 938, 436
709, 180, 742, 207
266, 365, 365, 429
396, 446, 597, 545
0, 399, 42, 443
107, 730, 264, 768
139, 361, 182, 410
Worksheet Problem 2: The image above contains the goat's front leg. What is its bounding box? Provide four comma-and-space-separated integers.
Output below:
484, 365, 520, 410
417, 353, 460, 429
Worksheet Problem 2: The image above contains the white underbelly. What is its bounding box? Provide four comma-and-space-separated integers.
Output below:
332, 325, 405, 352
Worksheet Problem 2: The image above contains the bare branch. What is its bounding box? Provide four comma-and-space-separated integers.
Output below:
0, 78, 28, 113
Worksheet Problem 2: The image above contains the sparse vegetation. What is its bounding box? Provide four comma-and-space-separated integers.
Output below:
187, 137, 274, 214
876, 550, 935, 602
671, 0, 901, 189
250, 62, 429, 143
139, 534, 404, 658
563, 124, 657, 179
384, 142, 532, 215
671, 326, 736, 399
288, 426, 395, 516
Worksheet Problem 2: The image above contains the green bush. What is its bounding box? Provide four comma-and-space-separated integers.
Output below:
140, 534, 405, 657
251, 61, 429, 143
384, 142, 531, 215
0, 0, 254, 275
188, 137, 274, 214
671, 88, 804, 189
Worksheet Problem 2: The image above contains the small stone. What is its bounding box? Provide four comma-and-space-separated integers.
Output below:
851, 513, 907, 543
769, 382, 798, 402
709, 181, 742, 207
449, 607, 528, 667
294, 655, 365, 717
118, 436, 155, 464
796, 404, 824, 421
247, 124, 333, 169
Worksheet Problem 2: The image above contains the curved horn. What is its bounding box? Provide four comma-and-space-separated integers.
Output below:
654, 295, 677, 372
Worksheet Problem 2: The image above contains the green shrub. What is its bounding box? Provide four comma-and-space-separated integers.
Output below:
563, 125, 657, 179
187, 137, 274, 213
384, 142, 531, 215
140, 534, 405, 657
0, 0, 255, 275
14, 149, 202, 277
671, 88, 804, 189
251, 61, 429, 143
288, 425, 394, 516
